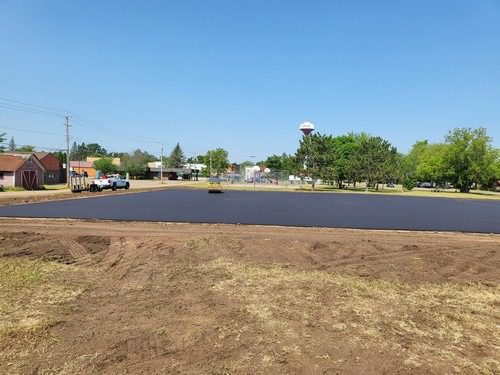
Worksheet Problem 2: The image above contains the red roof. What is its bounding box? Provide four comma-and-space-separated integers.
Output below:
0, 154, 26, 172
35, 152, 61, 170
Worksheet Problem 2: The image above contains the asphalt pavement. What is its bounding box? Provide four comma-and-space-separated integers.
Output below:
0, 189, 499, 233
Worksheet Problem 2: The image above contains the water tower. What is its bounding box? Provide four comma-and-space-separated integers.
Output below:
299, 121, 315, 136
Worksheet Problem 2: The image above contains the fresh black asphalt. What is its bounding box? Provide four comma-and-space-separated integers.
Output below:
0, 189, 499, 233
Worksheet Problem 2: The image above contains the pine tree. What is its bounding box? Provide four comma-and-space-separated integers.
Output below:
166, 143, 185, 168
8, 136, 16, 151
0, 133, 5, 152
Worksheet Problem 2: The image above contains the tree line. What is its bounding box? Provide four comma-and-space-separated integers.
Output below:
3, 128, 499, 192
263, 127, 500, 192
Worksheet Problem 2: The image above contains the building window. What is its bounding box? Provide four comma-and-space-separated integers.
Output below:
0, 172, 3, 178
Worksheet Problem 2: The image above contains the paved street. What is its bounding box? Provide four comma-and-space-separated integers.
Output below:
0, 189, 499, 234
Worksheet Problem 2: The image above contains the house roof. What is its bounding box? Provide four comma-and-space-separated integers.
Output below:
34, 152, 50, 159
0, 154, 27, 172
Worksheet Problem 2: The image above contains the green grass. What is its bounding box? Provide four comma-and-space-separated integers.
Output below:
219, 182, 500, 200
1, 186, 26, 192
42, 184, 68, 190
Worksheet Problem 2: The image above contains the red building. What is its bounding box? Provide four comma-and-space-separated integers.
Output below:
35, 152, 64, 184
0, 153, 46, 190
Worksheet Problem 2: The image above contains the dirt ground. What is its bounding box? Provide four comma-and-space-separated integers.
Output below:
0, 218, 498, 374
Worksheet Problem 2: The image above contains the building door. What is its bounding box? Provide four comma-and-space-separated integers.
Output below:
22, 170, 38, 190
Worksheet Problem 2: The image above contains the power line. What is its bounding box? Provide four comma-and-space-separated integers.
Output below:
0, 101, 65, 118
0, 142, 65, 151
0, 96, 68, 114
70, 115, 160, 144
0, 124, 63, 137
0, 96, 162, 144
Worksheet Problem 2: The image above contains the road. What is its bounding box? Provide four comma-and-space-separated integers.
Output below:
0, 189, 499, 233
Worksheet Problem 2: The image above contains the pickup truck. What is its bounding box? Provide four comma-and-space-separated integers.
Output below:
93, 174, 130, 191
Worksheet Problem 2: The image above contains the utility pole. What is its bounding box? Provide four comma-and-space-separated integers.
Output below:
160, 143, 163, 184
209, 151, 213, 176
65, 115, 71, 187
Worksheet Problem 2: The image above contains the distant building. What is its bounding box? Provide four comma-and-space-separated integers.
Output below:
146, 167, 193, 180
86, 157, 121, 166
69, 160, 95, 177
0, 153, 46, 189
146, 161, 206, 180
34, 152, 64, 184
70, 157, 121, 177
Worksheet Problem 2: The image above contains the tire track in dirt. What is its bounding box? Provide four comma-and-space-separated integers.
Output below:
59, 238, 91, 263
323, 244, 496, 271
97, 237, 156, 292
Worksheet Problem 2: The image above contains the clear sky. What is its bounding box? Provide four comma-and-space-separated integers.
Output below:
1, 0, 499, 162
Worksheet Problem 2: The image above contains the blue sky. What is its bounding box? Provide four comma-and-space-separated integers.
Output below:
1, 0, 499, 162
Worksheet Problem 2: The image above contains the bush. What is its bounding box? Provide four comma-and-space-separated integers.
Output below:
402, 177, 416, 191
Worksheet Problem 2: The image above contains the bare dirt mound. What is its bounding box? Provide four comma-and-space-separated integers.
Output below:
0, 219, 498, 374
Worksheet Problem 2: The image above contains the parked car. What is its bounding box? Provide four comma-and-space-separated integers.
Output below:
418, 182, 433, 188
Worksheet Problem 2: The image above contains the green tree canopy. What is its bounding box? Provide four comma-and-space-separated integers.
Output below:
443, 127, 498, 192
70, 142, 108, 160
17, 145, 36, 152
414, 143, 449, 185
165, 143, 185, 168
120, 149, 157, 178
295, 133, 336, 189
93, 158, 115, 174
330, 134, 360, 187
263, 153, 296, 173
203, 148, 229, 176
356, 136, 398, 190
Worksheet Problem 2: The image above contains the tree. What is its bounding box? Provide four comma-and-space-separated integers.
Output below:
203, 148, 229, 176
403, 140, 429, 179
165, 143, 185, 168
263, 153, 296, 173
70, 141, 80, 160
415, 143, 449, 187
86, 143, 108, 157
120, 149, 156, 179
53, 151, 66, 165
93, 158, 115, 174
330, 134, 360, 188
70, 142, 108, 160
356, 136, 397, 190
295, 133, 336, 189
17, 145, 35, 152
186, 155, 204, 164
491, 153, 500, 189
443, 127, 497, 192
8, 137, 16, 151
0, 132, 5, 152
263, 154, 283, 171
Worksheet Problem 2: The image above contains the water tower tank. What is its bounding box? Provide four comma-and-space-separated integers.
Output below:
299, 121, 315, 136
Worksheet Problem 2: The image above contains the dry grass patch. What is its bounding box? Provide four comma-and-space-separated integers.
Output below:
203, 258, 500, 373
0, 258, 85, 373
